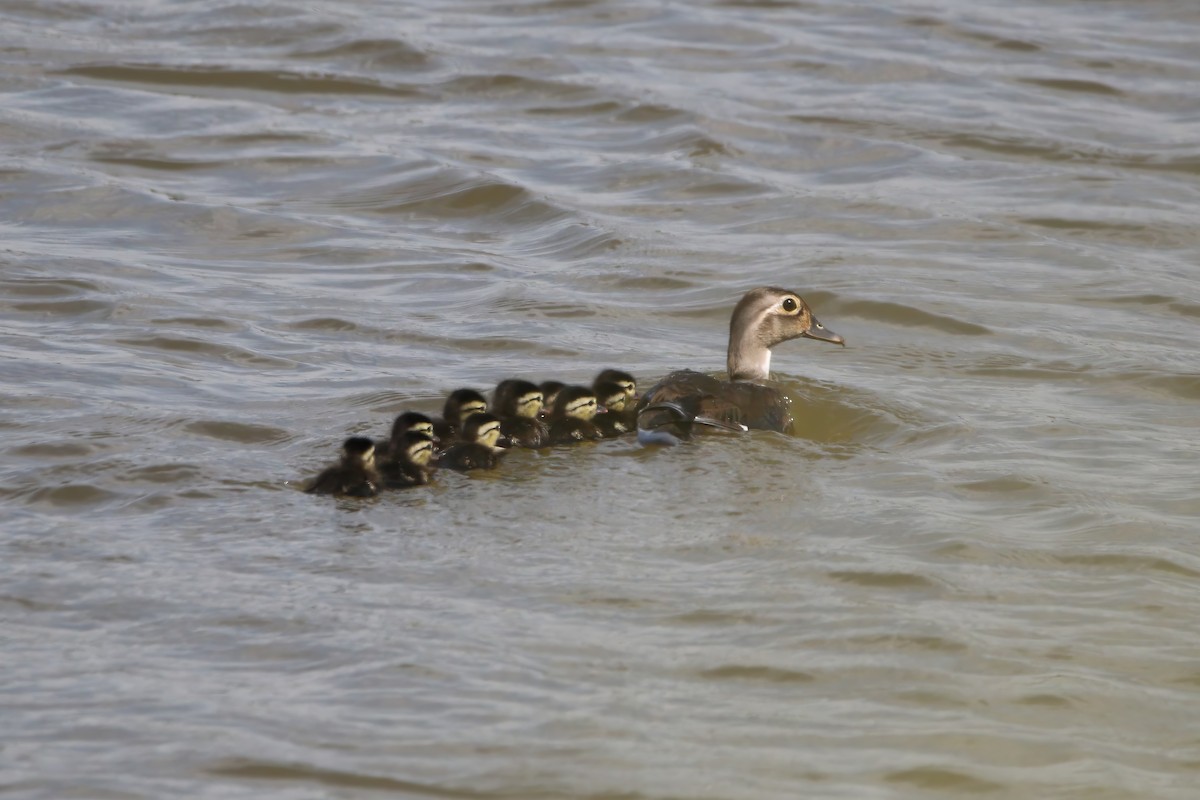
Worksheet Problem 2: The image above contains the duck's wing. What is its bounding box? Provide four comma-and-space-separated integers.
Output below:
638, 370, 790, 433
305, 466, 378, 497
303, 466, 340, 494
709, 382, 792, 433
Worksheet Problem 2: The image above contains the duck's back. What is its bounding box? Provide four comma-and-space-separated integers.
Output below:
304, 465, 379, 497
637, 370, 793, 433
439, 442, 502, 471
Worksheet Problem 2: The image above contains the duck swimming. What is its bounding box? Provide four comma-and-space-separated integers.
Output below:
377, 411, 437, 460
438, 412, 508, 471
491, 378, 550, 448
378, 431, 437, 488
593, 380, 636, 438
637, 287, 843, 434
548, 385, 605, 444
432, 388, 488, 442
304, 436, 380, 498
593, 369, 636, 405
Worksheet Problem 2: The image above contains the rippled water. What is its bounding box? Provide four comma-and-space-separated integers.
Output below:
3, 0, 1199, 797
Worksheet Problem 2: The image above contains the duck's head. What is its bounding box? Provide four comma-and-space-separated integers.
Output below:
492, 379, 544, 420
593, 369, 636, 403
553, 385, 600, 422
343, 436, 377, 468
461, 412, 507, 449
727, 287, 843, 382
443, 388, 488, 426
398, 431, 436, 467
390, 411, 436, 446
594, 380, 629, 414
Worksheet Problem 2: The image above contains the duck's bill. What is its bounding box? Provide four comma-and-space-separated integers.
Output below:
803, 318, 845, 346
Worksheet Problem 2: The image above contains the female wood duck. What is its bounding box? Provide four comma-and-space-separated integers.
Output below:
378, 431, 437, 488
432, 388, 488, 442
593, 380, 636, 438
304, 436, 380, 497
637, 287, 844, 434
548, 385, 605, 444
439, 412, 508, 471
491, 378, 550, 448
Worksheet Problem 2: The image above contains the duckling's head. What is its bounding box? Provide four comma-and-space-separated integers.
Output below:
538, 380, 566, 418
461, 412, 506, 449
343, 436, 377, 468
594, 369, 636, 403
398, 431, 436, 467
727, 287, 844, 382
492, 379, 544, 420
593, 380, 629, 414
443, 388, 488, 425
390, 411, 436, 445
553, 385, 600, 421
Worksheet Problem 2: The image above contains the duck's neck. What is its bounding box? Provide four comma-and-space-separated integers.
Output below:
727, 342, 771, 382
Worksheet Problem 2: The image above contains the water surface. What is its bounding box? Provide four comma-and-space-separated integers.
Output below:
3, 0, 1199, 797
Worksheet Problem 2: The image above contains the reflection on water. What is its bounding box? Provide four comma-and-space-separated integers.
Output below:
3, 0, 1199, 797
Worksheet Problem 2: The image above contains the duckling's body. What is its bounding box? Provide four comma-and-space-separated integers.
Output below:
491, 379, 550, 448
432, 388, 488, 442
304, 437, 380, 498
378, 431, 436, 488
637, 287, 843, 434
548, 385, 604, 444
439, 413, 508, 471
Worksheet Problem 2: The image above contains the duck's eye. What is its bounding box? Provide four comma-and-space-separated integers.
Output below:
782, 297, 798, 313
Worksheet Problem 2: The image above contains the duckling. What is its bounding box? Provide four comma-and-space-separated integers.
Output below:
378, 431, 437, 488
438, 412, 508, 471
304, 436, 380, 498
637, 287, 843, 434
538, 380, 566, 420
593, 380, 636, 438
548, 385, 605, 444
377, 411, 437, 460
491, 378, 550, 448
593, 368, 637, 405
432, 388, 488, 442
